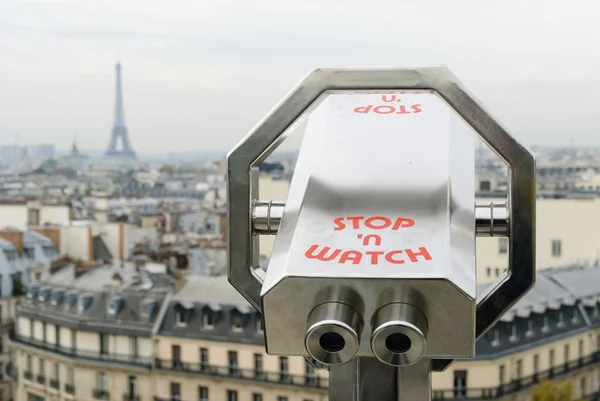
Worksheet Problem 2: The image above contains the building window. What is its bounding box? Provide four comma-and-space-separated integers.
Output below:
572, 309, 580, 323
486, 267, 491, 277
581, 378, 587, 398
255, 315, 263, 333
254, 354, 263, 377
130, 336, 138, 357
499, 365, 505, 384
99, 333, 109, 355
515, 359, 522, 378
280, 356, 289, 381
526, 320, 535, 337
252, 394, 263, 401
491, 329, 500, 346
171, 345, 181, 368
558, 312, 565, 327
70, 329, 76, 350
533, 354, 539, 373
199, 386, 209, 401
579, 340, 584, 358
39, 358, 45, 376
175, 310, 186, 327
453, 370, 467, 397
0, 337, 3, 354
227, 390, 238, 401
29, 318, 34, 338
542, 316, 550, 332
26, 355, 32, 371
170, 382, 181, 401
232, 313, 244, 332
55, 325, 61, 346
549, 349, 555, 366
67, 367, 74, 385
96, 372, 106, 390
42, 322, 47, 342
203, 311, 215, 328
228, 351, 238, 375
305, 360, 316, 385
127, 376, 137, 398
278, 397, 289, 401
551, 239, 562, 257
495, 268, 500, 277
200, 348, 209, 370
498, 238, 508, 254
564, 345, 570, 363
509, 324, 518, 342
52, 362, 59, 380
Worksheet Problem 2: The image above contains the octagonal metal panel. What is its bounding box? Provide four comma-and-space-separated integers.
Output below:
226, 66, 536, 370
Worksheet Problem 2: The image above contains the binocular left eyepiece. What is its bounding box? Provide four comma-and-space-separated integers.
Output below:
304, 302, 364, 366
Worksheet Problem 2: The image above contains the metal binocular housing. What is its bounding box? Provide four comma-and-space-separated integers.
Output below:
227, 67, 535, 380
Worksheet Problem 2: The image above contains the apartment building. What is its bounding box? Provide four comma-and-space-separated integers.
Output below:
476, 197, 600, 283
9, 260, 600, 401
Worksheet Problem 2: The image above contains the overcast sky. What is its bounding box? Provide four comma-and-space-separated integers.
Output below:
1, 0, 599, 154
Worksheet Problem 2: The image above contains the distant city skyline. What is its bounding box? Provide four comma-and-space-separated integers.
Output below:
1, 0, 600, 153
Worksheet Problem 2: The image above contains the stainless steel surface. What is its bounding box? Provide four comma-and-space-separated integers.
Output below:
398, 359, 432, 401
304, 301, 363, 366
254, 200, 509, 237
261, 91, 476, 360
475, 201, 509, 237
329, 357, 398, 401
371, 303, 428, 367
253, 200, 285, 234
226, 66, 536, 376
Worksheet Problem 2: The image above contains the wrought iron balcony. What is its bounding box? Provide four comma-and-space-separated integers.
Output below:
36, 374, 45, 384
432, 351, 600, 401
12, 334, 152, 368
93, 389, 109, 400
123, 394, 140, 401
50, 379, 60, 389
24, 370, 32, 380
154, 359, 329, 389
65, 384, 75, 394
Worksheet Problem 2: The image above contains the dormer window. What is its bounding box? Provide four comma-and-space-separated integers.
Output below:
526, 320, 535, 337
231, 313, 244, 333
509, 324, 518, 342
491, 329, 500, 346
26, 284, 40, 300
78, 294, 93, 313
558, 312, 565, 327
23, 247, 35, 259
65, 292, 78, 309
572, 309, 580, 324
38, 287, 51, 303
175, 302, 193, 327
256, 315, 263, 334
203, 310, 215, 329
140, 299, 157, 320
107, 296, 124, 316
542, 316, 550, 332
51, 290, 65, 306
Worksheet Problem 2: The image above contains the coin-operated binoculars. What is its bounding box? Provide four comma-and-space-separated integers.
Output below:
227, 67, 536, 401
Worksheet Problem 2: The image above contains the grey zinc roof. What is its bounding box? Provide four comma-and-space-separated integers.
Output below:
172, 275, 249, 308
23, 230, 53, 246
480, 265, 600, 323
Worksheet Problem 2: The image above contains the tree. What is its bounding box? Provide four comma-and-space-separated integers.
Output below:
531, 380, 580, 401
159, 165, 175, 175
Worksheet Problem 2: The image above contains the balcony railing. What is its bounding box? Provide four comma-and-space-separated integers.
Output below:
65, 384, 75, 394
155, 359, 329, 389
36, 374, 45, 384
432, 351, 600, 401
50, 379, 60, 389
123, 394, 140, 401
12, 334, 152, 368
93, 389, 109, 400
0, 319, 13, 331
24, 370, 32, 380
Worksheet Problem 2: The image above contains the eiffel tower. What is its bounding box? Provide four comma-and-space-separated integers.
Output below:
105, 62, 136, 158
